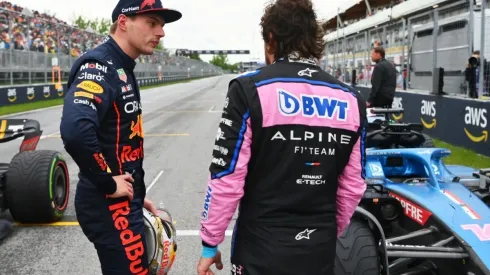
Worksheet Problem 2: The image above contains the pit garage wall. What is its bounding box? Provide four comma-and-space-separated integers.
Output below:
357, 86, 490, 158
0, 75, 206, 107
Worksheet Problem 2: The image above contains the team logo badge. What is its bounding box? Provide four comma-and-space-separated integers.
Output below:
141, 0, 156, 9
117, 69, 127, 83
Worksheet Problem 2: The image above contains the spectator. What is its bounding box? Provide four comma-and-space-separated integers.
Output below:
396, 69, 403, 88
356, 64, 371, 86
465, 50, 490, 98
367, 46, 397, 107
0, 1, 105, 57
0, 0, 222, 77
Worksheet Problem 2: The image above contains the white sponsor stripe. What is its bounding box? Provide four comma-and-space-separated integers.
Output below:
462, 206, 480, 220
441, 190, 461, 205
441, 190, 481, 220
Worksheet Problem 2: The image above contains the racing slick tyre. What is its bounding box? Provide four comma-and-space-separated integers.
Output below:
5, 150, 69, 223
334, 219, 380, 275
421, 134, 435, 148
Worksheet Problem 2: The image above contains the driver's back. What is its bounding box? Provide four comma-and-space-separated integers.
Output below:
203, 57, 367, 244
201, 59, 367, 273
237, 59, 366, 228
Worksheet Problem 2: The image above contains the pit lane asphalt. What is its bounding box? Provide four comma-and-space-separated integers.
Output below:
0, 75, 237, 275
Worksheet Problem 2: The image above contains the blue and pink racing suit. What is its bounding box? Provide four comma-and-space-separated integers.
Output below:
199, 57, 367, 275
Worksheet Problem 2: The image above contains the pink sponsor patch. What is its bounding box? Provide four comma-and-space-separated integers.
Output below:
461, 224, 490, 242
257, 82, 360, 131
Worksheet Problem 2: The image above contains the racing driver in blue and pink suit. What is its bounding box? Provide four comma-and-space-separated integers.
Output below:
196, 0, 367, 274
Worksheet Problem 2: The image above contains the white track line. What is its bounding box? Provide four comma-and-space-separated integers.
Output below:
0, 105, 63, 118
146, 170, 164, 192
40, 131, 60, 140
208, 105, 215, 112
177, 230, 233, 236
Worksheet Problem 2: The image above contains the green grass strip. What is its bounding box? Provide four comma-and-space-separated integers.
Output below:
0, 77, 207, 116
434, 139, 490, 169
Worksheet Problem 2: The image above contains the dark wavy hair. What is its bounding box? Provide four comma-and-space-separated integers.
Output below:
260, 0, 326, 61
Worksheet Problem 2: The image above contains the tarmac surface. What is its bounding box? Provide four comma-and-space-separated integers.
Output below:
0, 75, 237, 275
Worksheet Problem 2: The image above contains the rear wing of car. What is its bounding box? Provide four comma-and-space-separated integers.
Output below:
369, 108, 405, 115
0, 119, 43, 152
367, 107, 406, 126
368, 107, 404, 120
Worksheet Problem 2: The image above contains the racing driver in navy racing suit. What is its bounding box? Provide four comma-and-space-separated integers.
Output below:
197, 0, 367, 274
59, 0, 182, 274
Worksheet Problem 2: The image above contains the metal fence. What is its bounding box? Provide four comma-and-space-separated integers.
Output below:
321, 0, 490, 100
0, 5, 221, 86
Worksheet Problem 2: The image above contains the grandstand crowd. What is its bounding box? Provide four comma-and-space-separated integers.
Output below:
0, 0, 410, 69
0, 1, 173, 65
327, 0, 409, 31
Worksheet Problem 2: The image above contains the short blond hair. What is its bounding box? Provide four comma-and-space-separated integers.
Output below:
110, 20, 118, 34
110, 16, 137, 34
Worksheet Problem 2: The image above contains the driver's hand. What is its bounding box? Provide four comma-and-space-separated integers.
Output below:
108, 174, 134, 200
143, 198, 158, 216
197, 250, 223, 275
366, 102, 371, 107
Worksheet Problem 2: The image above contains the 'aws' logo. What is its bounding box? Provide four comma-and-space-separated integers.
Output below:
464, 106, 488, 143
27, 87, 35, 100
420, 100, 436, 129
7, 89, 16, 102
278, 89, 349, 120
391, 97, 403, 121
56, 85, 64, 97
43, 86, 50, 98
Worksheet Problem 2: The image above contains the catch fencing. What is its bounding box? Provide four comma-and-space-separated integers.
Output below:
322, 0, 490, 156
321, 0, 490, 100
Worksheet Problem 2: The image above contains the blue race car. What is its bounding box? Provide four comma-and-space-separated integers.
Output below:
366, 108, 435, 149
364, 107, 488, 204
335, 147, 490, 275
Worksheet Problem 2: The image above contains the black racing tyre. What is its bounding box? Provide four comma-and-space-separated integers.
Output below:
421, 133, 435, 148
335, 219, 380, 275
5, 150, 70, 223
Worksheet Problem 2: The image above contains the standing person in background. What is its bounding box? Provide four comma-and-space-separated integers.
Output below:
59, 0, 182, 273
196, 0, 367, 274
466, 50, 490, 98
367, 46, 397, 107
466, 51, 480, 98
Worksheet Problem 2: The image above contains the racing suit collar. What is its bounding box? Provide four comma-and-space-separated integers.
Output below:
274, 52, 317, 66
105, 35, 137, 71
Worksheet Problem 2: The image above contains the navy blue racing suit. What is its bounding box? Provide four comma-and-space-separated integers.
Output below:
60, 35, 148, 275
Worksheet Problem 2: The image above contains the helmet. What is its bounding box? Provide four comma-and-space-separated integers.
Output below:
143, 206, 177, 275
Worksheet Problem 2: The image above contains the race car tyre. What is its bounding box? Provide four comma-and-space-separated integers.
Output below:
5, 150, 69, 223
421, 134, 435, 148
334, 219, 380, 275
